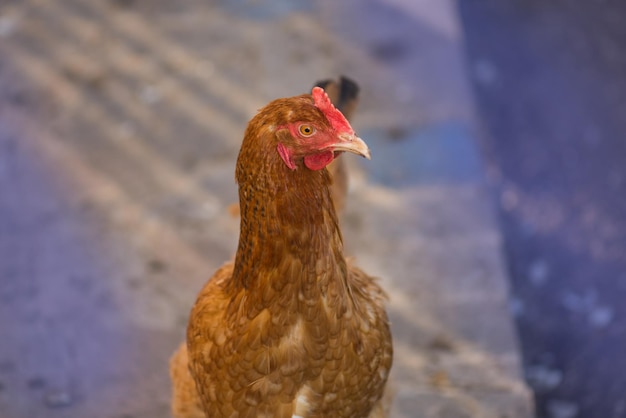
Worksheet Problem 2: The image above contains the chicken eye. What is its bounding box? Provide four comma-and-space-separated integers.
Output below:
298, 124, 315, 137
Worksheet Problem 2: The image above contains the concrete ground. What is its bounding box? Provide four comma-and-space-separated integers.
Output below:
460, 2, 626, 417
0, 0, 532, 417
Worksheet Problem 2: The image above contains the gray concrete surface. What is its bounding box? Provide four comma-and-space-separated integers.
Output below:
0, 0, 532, 417
459, 2, 626, 417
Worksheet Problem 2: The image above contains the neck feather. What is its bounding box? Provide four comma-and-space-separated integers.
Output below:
230, 138, 344, 299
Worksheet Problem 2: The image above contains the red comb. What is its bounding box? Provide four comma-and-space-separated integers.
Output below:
312, 86, 355, 135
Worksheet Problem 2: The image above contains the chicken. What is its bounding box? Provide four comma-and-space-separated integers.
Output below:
170, 87, 393, 418
227, 76, 360, 218
314, 76, 360, 214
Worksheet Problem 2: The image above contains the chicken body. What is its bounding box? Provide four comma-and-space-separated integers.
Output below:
170, 89, 392, 418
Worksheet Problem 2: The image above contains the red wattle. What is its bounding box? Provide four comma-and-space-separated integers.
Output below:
304, 151, 334, 171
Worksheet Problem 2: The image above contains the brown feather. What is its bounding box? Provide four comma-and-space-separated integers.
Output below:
170, 89, 392, 418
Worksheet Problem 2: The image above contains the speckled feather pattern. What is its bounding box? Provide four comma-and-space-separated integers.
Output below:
170, 94, 393, 418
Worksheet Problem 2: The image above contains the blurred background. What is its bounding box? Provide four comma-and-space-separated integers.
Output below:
460, 2, 626, 417
0, 0, 624, 417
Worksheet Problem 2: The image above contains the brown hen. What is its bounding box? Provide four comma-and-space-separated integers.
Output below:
170, 87, 393, 418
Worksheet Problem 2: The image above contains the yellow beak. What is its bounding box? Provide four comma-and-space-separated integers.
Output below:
330, 133, 371, 160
